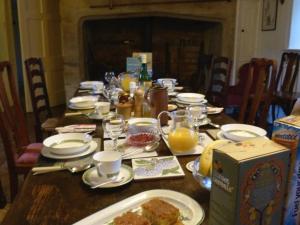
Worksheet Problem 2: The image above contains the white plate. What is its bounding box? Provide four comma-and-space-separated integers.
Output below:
175, 98, 208, 106
207, 107, 224, 115
177, 93, 205, 103
43, 133, 92, 155
73, 189, 205, 225
69, 96, 98, 108
80, 81, 103, 89
82, 164, 133, 188
174, 86, 184, 91
221, 124, 267, 142
68, 103, 95, 110
168, 91, 178, 96
41, 141, 97, 159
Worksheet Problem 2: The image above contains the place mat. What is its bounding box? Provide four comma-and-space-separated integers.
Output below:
132, 156, 185, 180
103, 139, 158, 159
55, 124, 96, 133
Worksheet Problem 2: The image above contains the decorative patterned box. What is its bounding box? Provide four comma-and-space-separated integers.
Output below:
209, 137, 290, 225
272, 115, 300, 225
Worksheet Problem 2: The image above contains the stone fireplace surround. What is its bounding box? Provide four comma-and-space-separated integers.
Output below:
60, 0, 236, 100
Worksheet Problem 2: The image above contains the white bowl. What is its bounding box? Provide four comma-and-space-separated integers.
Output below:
157, 78, 177, 85
80, 81, 103, 89
221, 124, 267, 142
69, 96, 98, 108
127, 118, 158, 127
176, 93, 205, 103
43, 133, 92, 155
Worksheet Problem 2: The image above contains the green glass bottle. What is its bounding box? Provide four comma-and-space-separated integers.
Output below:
139, 54, 152, 89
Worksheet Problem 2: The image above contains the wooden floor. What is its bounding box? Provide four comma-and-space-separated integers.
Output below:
0, 105, 65, 222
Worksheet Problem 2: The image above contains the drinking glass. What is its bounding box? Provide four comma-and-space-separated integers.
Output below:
188, 104, 208, 128
102, 114, 125, 151
104, 72, 115, 84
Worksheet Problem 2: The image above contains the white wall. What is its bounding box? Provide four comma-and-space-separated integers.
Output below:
255, 0, 293, 63
289, 0, 300, 49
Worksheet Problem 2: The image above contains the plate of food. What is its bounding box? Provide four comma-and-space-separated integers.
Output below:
73, 189, 205, 225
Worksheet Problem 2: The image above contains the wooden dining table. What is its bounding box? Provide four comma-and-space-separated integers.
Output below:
2, 90, 236, 225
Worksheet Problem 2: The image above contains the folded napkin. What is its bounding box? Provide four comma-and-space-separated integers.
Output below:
104, 139, 158, 159
55, 124, 96, 133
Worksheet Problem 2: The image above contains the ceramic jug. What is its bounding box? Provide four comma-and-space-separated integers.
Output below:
145, 85, 168, 125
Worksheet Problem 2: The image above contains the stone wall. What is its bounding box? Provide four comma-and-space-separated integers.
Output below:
60, 0, 237, 99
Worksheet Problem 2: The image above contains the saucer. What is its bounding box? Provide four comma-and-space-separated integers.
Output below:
82, 164, 133, 188
41, 141, 98, 159
68, 103, 95, 110
185, 161, 194, 172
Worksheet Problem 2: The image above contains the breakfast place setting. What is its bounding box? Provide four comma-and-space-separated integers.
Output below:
22, 63, 276, 225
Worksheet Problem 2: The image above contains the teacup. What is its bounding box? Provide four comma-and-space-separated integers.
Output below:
93, 151, 122, 178
94, 102, 110, 116
162, 80, 175, 92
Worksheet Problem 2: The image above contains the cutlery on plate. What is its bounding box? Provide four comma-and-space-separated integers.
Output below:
91, 176, 125, 189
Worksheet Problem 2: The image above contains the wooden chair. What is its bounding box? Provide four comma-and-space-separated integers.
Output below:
206, 56, 232, 107
25, 58, 59, 142
272, 52, 300, 117
237, 58, 277, 128
0, 179, 6, 208
0, 61, 42, 200
190, 54, 213, 93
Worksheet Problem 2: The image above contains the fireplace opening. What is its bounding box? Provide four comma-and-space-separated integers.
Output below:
82, 16, 222, 86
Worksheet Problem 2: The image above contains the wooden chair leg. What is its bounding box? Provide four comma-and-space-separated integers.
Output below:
9, 171, 18, 201
0, 179, 6, 208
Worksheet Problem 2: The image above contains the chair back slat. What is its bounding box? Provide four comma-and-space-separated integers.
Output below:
25, 58, 52, 141
276, 52, 300, 93
207, 56, 232, 107
0, 61, 30, 149
238, 58, 277, 127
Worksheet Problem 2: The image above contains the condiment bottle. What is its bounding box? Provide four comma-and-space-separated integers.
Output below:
134, 88, 144, 117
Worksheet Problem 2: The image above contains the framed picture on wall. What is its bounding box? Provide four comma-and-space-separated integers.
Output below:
262, 0, 278, 31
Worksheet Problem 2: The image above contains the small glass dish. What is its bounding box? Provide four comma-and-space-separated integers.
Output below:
192, 158, 212, 190
126, 124, 160, 147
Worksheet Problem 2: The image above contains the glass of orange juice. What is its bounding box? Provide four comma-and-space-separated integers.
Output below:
158, 110, 198, 152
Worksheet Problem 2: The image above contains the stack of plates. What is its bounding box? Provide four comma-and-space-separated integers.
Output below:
42, 133, 97, 159
69, 96, 98, 109
175, 93, 206, 105
80, 81, 103, 89
217, 124, 267, 141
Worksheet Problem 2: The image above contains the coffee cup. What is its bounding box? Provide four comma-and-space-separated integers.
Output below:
93, 151, 122, 178
94, 102, 110, 116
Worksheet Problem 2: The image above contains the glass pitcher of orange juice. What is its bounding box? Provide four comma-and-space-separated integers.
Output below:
158, 110, 198, 152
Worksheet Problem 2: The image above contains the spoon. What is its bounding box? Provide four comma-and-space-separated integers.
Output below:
208, 122, 220, 128
91, 176, 125, 189
122, 142, 159, 159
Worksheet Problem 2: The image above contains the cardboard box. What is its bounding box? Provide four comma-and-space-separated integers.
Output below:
272, 115, 300, 225
209, 137, 290, 225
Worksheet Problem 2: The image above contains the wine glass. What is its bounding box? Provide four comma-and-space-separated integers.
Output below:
188, 104, 208, 145
102, 114, 125, 151
104, 72, 115, 84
